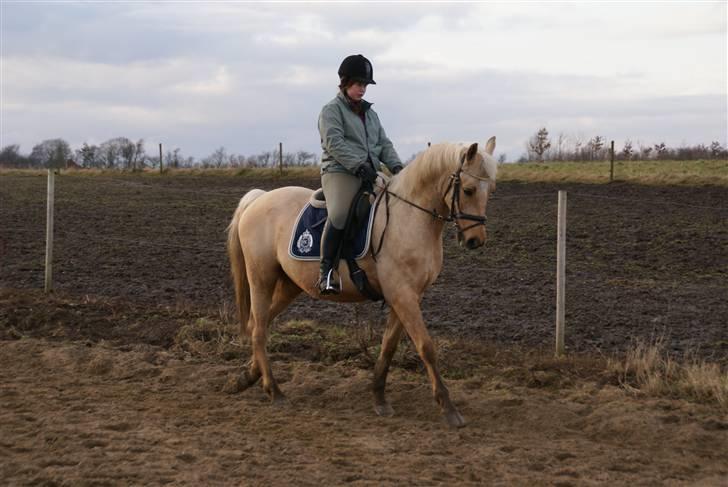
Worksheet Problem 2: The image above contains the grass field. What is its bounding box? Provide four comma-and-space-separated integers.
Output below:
500, 159, 728, 186
3, 158, 727, 186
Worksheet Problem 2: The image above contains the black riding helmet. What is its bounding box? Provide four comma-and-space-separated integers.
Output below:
338, 54, 376, 85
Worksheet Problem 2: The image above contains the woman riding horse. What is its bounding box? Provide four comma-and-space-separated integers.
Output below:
317, 54, 404, 294
227, 57, 498, 427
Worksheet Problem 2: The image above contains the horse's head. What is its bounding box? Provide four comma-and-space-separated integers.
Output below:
448, 137, 497, 250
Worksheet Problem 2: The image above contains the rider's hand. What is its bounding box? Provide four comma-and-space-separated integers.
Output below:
390, 165, 403, 175
355, 163, 377, 184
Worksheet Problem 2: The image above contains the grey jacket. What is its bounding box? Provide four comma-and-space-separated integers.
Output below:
319, 92, 403, 175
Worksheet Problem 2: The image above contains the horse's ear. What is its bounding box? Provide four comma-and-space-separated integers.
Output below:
466, 143, 478, 161
485, 136, 496, 155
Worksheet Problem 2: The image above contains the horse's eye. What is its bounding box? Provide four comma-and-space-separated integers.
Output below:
463, 187, 475, 196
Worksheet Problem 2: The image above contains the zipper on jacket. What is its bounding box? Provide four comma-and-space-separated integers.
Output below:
362, 112, 372, 165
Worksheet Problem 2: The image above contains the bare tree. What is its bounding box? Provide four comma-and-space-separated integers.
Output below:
621, 140, 634, 160
76, 143, 101, 168
555, 132, 566, 161
205, 146, 227, 168
296, 150, 316, 166
528, 127, 551, 162
164, 148, 182, 168
0, 144, 30, 168
588, 135, 605, 160
121, 138, 145, 170
257, 151, 273, 167
30, 139, 72, 169
710, 141, 725, 158
572, 134, 585, 161
283, 152, 296, 166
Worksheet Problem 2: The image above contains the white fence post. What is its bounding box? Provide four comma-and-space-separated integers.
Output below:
45, 169, 55, 293
555, 190, 567, 356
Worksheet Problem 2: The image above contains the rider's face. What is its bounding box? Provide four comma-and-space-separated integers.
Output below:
346, 81, 367, 101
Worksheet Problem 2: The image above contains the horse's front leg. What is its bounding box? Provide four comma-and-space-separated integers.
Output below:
390, 290, 465, 428
372, 310, 403, 417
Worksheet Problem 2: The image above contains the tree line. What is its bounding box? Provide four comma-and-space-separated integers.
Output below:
2, 132, 726, 169
523, 127, 727, 163
0, 138, 319, 169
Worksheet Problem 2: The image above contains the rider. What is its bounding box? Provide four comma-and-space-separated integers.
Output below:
317, 54, 404, 294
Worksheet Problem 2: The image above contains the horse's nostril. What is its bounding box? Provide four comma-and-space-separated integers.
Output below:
466, 238, 479, 249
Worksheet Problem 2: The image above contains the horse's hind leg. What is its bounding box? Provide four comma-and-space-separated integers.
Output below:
250, 273, 302, 404
268, 275, 302, 321
235, 276, 300, 395
372, 310, 403, 417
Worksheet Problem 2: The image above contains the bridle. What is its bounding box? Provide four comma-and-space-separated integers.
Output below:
372, 152, 490, 259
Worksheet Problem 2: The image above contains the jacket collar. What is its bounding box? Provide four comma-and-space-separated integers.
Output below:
337, 91, 372, 113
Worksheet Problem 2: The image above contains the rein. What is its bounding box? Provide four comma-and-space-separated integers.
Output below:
372, 152, 489, 259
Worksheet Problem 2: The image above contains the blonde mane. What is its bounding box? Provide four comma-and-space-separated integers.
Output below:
391, 142, 498, 196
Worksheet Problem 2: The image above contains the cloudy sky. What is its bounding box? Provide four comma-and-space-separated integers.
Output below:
1, 1, 726, 162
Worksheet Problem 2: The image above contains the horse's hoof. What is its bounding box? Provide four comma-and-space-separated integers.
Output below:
271, 393, 289, 407
374, 402, 395, 417
445, 409, 466, 428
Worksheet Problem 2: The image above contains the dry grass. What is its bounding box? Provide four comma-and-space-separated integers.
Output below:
499, 159, 728, 186
171, 315, 727, 411
4, 159, 726, 185
174, 317, 241, 357
0, 166, 321, 179
609, 338, 728, 410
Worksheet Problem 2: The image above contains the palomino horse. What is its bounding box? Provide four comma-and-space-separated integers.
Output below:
227, 137, 497, 427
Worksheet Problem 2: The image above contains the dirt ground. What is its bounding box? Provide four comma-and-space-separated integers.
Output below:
1, 172, 727, 484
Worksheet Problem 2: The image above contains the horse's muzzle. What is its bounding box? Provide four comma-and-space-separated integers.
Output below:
465, 237, 484, 250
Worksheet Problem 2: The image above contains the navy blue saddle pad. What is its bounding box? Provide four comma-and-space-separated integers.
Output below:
288, 201, 376, 261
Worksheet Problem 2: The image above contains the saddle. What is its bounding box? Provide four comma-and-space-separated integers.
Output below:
288, 185, 383, 301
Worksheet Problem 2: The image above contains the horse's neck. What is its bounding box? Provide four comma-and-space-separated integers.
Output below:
389, 172, 450, 222
387, 173, 449, 244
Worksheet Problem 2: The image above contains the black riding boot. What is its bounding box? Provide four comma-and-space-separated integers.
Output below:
317, 222, 346, 295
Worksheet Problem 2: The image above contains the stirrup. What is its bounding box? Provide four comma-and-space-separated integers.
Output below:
318, 268, 342, 295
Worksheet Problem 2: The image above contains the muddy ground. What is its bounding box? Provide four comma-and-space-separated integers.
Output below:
1, 172, 727, 485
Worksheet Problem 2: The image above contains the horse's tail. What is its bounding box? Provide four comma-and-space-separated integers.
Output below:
226, 189, 266, 338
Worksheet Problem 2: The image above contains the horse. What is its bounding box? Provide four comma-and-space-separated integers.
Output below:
226, 137, 498, 427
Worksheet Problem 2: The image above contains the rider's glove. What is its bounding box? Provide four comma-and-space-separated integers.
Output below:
390, 165, 403, 175
355, 162, 377, 184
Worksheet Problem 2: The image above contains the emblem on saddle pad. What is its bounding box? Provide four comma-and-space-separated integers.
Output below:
296, 229, 314, 254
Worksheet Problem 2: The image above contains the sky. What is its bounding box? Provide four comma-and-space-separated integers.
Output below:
1, 1, 726, 162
